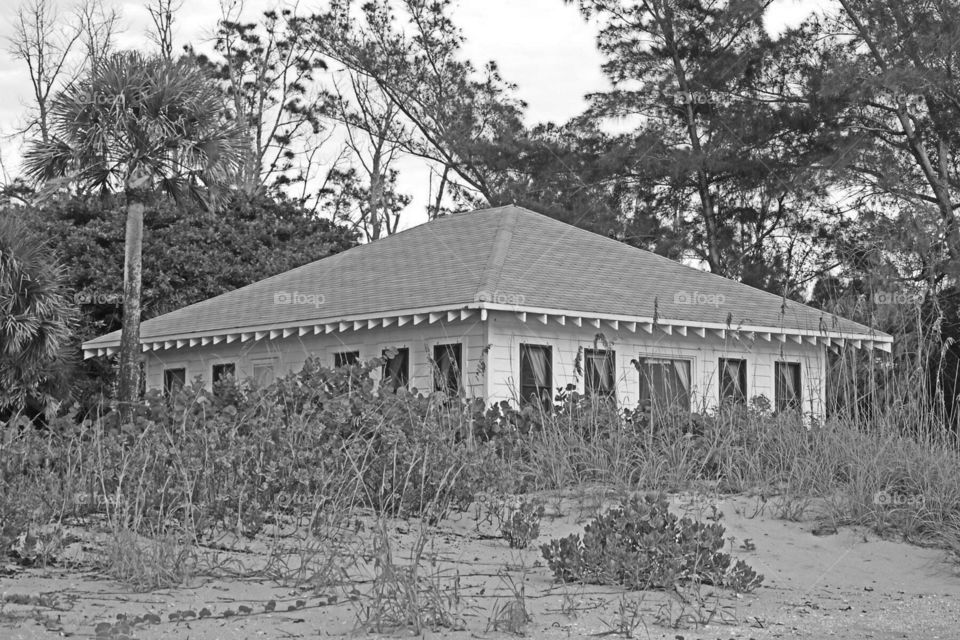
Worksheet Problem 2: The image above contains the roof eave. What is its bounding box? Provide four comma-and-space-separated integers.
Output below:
82, 301, 893, 359
479, 303, 893, 343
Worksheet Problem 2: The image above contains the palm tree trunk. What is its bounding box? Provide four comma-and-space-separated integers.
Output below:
117, 198, 144, 420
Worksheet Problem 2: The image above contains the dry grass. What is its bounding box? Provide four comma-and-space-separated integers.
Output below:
354, 520, 466, 634
102, 528, 197, 591
2, 337, 960, 636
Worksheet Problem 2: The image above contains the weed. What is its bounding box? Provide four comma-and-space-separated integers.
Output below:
601, 595, 650, 638
355, 521, 465, 633
486, 571, 532, 635
653, 582, 738, 629
261, 527, 355, 590
102, 528, 196, 592
557, 581, 586, 618
501, 498, 545, 549
8, 526, 64, 567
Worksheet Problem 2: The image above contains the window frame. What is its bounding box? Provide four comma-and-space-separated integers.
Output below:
250, 357, 277, 386
163, 367, 186, 397
519, 343, 553, 408
636, 356, 692, 413
334, 351, 361, 368
583, 348, 616, 399
381, 347, 410, 393
433, 343, 463, 395
774, 361, 803, 412
718, 358, 748, 405
211, 362, 236, 395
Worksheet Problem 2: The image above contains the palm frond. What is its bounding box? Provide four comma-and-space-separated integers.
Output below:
23, 50, 247, 209
0, 216, 76, 411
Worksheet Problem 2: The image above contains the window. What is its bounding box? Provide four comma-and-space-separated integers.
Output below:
519, 344, 552, 407
382, 347, 410, 392
334, 351, 360, 367
719, 358, 747, 404
433, 343, 463, 394
212, 363, 236, 395
775, 362, 802, 412
212, 363, 235, 384
163, 368, 186, 397
584, 349, 616, 398
252, 362, 275, 386
637, 358, 691, 412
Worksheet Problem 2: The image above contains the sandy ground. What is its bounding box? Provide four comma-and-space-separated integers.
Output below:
2, 491, 958, 639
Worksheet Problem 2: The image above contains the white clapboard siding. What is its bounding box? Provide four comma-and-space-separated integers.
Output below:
485, 312, 826, 414
145, 320, 487, 398
146, 310, 827, 414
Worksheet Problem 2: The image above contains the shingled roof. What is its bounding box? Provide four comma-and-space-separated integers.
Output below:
84, 205, 890, 353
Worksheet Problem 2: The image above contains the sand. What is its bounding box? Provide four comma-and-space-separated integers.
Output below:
2, 492, 958, 639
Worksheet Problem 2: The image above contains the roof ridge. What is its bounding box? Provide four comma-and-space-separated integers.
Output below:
476, 207, 518, 299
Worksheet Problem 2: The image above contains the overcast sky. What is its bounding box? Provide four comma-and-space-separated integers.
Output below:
0, 0, 822, 229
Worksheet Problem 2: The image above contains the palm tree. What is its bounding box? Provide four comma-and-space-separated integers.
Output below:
22, 51, 245, 419
0, 215, 75, 420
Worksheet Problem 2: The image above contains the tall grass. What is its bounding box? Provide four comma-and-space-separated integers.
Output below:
3, 333, 960, 593
509, 399, 960, 547
0, 357, 497, 588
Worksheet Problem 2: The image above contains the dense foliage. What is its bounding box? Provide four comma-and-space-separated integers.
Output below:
541, 494, 764, 592
10, 193, 357, 415
2, 353, 959, 598
1, 356, 498, 552
8, 0, 960, 419
0, 216, 76, 418
21, 51, 248, 415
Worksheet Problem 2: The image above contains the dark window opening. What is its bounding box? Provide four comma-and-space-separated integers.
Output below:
719, 358, 747, 404
212, 363, 236, 396
163, 368, 186, 397
382, 347, 410, 392
334, 351, 360, 368
584, 349, 616, 399
637, 357, 691, 413
775, 362, 802, 412
433, 343, 463, 394
520, 344, 552, 408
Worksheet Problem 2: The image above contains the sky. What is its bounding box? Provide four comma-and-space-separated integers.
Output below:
0, 0, 824, 229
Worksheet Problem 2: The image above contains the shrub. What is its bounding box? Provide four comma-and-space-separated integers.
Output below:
2, 356, 507, 559
500, 499, 545, 549
0, 215, 77, 419
540, 494, 763, 593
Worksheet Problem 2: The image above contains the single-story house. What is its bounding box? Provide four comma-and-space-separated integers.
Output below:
83, 205, 892, 415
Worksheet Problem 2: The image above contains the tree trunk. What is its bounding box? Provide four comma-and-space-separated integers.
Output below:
431, 164, 449, 219
369, 153, 384, 241
660, 8, 725, 274
116, 197, 144, 421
